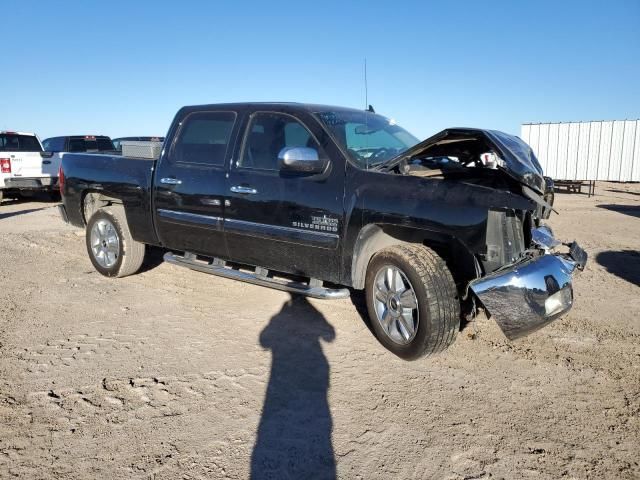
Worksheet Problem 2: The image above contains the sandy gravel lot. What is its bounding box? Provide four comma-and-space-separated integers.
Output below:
1, 183, 639, 479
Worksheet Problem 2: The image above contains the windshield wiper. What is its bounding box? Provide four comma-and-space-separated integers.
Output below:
371, 156, 404, 172
367, 161, 387, 171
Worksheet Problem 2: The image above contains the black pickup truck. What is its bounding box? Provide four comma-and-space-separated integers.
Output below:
58, 103, 586, 359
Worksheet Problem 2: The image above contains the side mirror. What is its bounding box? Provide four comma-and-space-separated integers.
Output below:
40, 151, 54, 158
278, 147, 328, 174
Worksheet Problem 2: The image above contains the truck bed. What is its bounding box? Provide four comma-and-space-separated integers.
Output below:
61, 153, 158, 244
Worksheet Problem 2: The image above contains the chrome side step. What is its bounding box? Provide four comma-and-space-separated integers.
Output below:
163, 252, 350, 300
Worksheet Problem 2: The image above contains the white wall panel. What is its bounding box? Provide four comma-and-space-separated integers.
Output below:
521, 119, 639, 182
608, 121, 625, 180
633, 122, 640, 182
566, 122, 580, 180
557, 123, 570, 180
586, 122, 601, 180
537, 123, 550, 174
598, 121, 614, 180
576, 122, 590, 180
547, 123, 560, 179
620, 120, 637, 181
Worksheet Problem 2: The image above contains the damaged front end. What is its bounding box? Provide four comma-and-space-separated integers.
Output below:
470, 225, 587, 340
378, 125, 587, 340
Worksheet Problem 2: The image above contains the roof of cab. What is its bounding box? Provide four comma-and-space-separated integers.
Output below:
0, 131, 37, 136
180, 102, 366, 114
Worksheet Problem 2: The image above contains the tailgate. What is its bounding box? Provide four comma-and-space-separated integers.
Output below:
7, 151, 55, 178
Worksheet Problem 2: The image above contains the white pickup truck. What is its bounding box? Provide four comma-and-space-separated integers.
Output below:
0, 131, 59, 204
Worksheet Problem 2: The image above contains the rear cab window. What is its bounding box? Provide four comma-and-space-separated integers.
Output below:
68, 136, 115, 152
172, 111, 237, 166
0, 134, 43, 152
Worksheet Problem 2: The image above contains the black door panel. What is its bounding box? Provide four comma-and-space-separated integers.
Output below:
225, 111, 344, 281
157, 209, 223, 231
153, 110, 238, 257
225, 215, 339, 249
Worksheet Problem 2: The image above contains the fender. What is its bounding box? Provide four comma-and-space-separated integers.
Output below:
343, 166, 536, 290
349, 223, 479, 290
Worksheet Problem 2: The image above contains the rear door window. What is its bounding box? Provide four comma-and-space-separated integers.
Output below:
0, 134, 43, 152
172, 111, 237, 166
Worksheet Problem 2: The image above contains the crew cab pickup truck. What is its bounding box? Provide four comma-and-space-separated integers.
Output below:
58, 103, 587, 359
1, 131, 58, 203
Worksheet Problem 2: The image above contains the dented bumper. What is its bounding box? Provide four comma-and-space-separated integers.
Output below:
470, 227, 587, 340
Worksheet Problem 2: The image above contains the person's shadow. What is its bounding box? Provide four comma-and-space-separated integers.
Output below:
250, 295, 336, 480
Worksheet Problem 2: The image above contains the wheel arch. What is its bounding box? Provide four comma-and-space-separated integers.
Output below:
351, 223, 480, 290
81, 191, 124, 225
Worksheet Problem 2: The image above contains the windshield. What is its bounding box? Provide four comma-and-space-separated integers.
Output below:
316, 110, 419, 168
0, 134, 42, 152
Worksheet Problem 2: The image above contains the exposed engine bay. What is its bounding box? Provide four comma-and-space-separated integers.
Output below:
389, 129, 555, 223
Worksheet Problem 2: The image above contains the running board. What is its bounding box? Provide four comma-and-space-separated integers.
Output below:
163, 252, 350, 300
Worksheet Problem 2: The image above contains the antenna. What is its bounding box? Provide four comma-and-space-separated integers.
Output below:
363, 58, 375, 169
363, 59, 375, 113
364, 58, 368, 111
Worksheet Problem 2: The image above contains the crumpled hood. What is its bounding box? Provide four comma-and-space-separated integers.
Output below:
389, 128, 545, 193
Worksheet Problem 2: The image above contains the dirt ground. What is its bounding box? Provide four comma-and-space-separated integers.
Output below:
1, 183, 639, 479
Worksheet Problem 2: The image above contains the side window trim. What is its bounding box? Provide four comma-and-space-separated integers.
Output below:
235, 111, 323, 172
169, 110, 238, 168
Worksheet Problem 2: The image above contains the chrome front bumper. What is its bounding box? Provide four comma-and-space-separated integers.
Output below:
470, 226, 587, 340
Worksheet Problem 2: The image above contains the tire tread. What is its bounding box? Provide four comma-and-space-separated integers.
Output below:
88, 206, 145, 278
398, 244, 459, 355
367, 244, 460, 359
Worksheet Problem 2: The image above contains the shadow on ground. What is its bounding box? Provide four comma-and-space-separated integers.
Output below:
596, 204, 640, 218
349, 289, 371, 330
251, 295, 336, 480
596, 250, 640, 287
606, 188, 640, 197
139, 246, 167, 273
0, 207, 48, 220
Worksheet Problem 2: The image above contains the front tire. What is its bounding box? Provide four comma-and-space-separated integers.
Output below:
86, 206, 145, 278
365, 244, 460, 360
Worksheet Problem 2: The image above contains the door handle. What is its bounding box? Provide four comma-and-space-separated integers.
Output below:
230, 185, 257, 194
160, 177, 182, 185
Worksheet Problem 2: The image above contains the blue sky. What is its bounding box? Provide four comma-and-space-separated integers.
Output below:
2, 0, 638, 140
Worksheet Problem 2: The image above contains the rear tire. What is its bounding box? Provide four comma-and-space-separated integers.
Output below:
0, 190, 3, 205
86, 206, 146, 278
365, 244, 460, 360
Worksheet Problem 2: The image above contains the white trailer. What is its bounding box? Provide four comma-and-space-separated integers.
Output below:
521, 120, 640, 186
